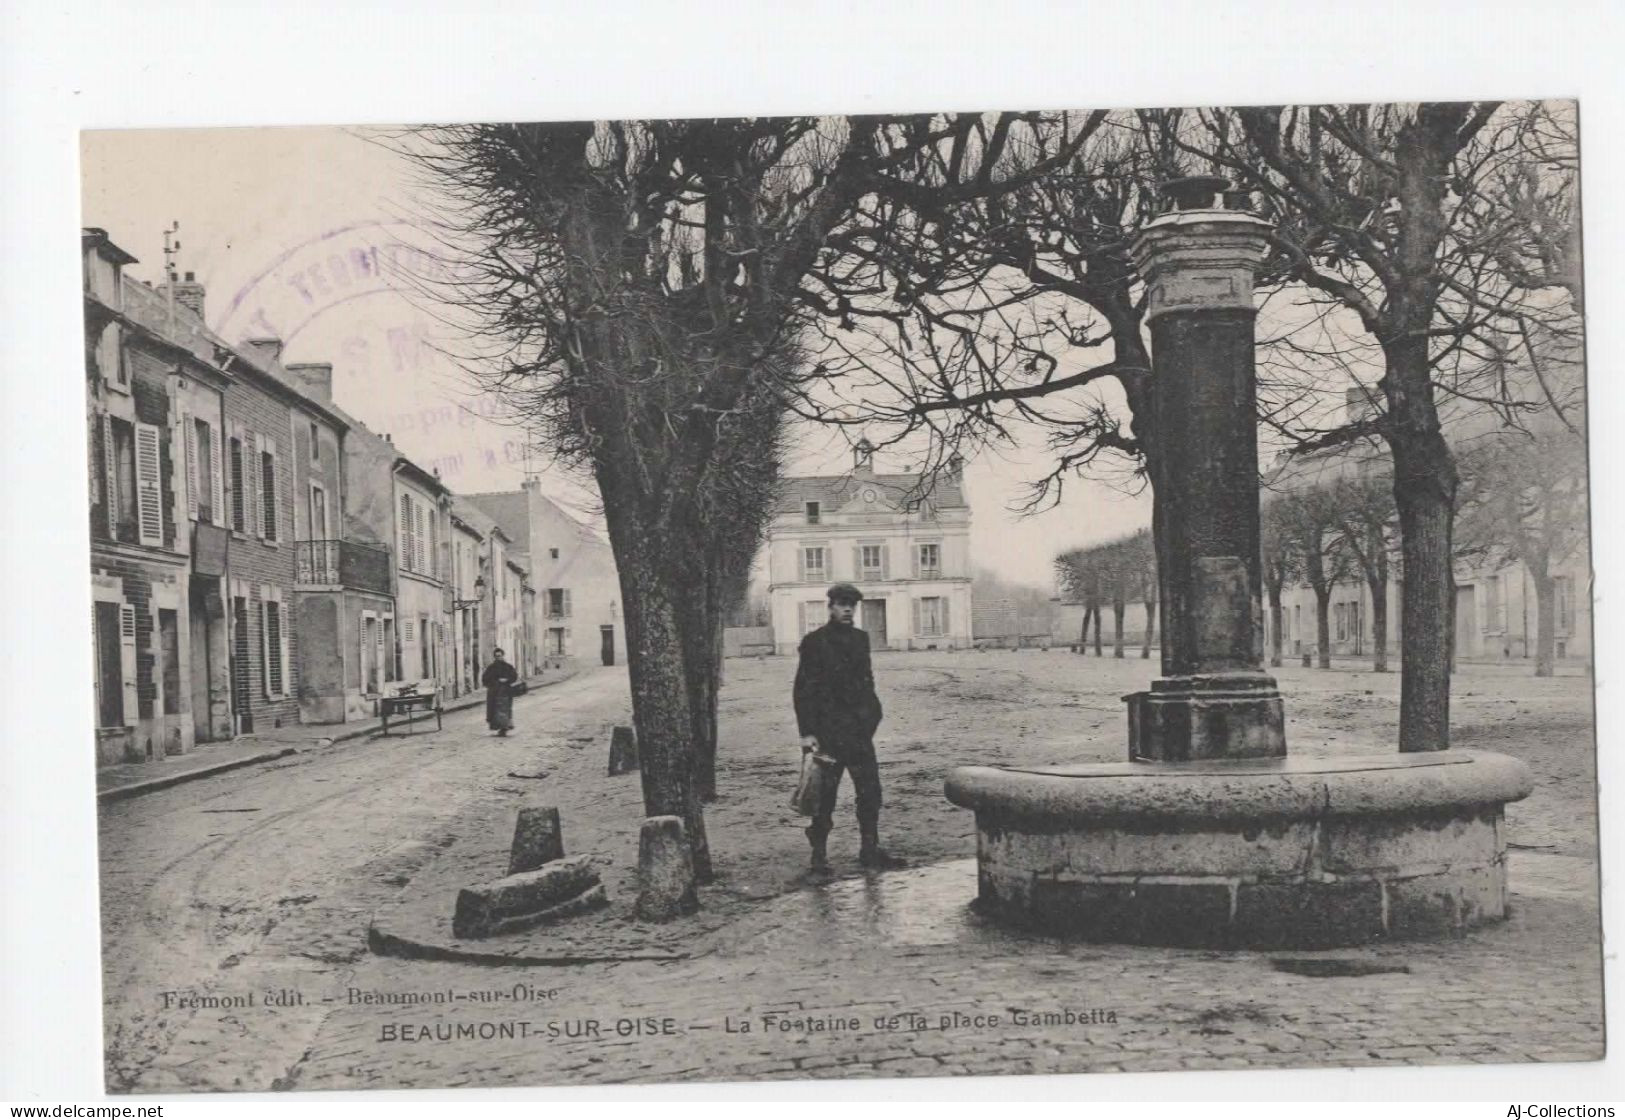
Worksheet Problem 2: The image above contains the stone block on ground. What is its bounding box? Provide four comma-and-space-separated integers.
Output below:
507, 806, 565, 874
636, 815, 698, 922
452, 854, 602, 939
608, 724, 640, 775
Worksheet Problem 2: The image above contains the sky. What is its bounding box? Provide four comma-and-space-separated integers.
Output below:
81, 125, 1151, 591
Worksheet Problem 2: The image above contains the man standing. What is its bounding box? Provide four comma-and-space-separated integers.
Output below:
482, 648, 518, 737
793, 583, 907, 873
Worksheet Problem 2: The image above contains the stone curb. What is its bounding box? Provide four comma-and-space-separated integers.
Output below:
364, 922, 688, 966
97, 670, 573, 803
97, 746, 302, 803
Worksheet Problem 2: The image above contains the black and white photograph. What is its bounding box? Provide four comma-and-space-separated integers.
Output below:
4, 3, 1623, 1106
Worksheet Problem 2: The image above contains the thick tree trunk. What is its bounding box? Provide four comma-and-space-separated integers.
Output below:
1112, 595, 1125, 658
1142, 593, 1156, 659
1092, 598, 1103, 656
1078, 606, 1092, 650
678, 561, 724, 805
1267, 587, 1284, 667
1532, 567, 1557, 678
1391, 436, 1457, 752
1314, 587, 1333, 670
598, 488, 712, 880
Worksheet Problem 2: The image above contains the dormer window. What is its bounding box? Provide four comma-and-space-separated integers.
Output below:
805, 501, 820, 525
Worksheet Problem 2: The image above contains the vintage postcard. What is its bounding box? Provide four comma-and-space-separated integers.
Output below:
78, 104, 1600, 1095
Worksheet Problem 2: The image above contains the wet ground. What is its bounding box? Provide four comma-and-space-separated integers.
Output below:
96, 653, 1604, 1092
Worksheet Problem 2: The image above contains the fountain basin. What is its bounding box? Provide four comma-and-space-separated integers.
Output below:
944, 751, 1532, 949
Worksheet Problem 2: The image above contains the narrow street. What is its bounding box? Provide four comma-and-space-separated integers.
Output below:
97, 668, 633, 1093
96, 653, 1603, 1093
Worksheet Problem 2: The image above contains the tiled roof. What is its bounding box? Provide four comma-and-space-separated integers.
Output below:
776, 472, 966, 513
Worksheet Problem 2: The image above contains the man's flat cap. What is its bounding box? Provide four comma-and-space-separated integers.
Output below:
827, 582, 864, 603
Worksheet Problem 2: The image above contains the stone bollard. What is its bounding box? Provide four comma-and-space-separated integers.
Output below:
507, 806, 565, 875
453, 855, 605, 938
635, 815, 697, 922
608, 725, 640, 776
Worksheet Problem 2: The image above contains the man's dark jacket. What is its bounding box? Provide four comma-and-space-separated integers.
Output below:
794, 621, 883, 759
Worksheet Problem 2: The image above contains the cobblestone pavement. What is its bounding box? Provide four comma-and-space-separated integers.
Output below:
97, 652, 1604, 1093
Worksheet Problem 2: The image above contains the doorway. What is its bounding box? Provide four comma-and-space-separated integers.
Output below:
861, 598, 887, 649
600, 624, 615, 666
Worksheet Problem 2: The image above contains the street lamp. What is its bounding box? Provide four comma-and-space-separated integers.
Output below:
454, 575, 486, 610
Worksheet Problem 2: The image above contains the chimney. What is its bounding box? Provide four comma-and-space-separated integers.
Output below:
284, 362, 333, 401
245, 337, 284, 366
521, 476, 542, 493
161, 270, 206, 320
946, 452, 964, 483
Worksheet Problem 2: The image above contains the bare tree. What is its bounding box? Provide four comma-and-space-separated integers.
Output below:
1272, 484, 1353, 670
1329, 471, 1398, 672
1180, 101, 1579, 750
1260, 498, 1296, 668
1456, 420, 1588, 676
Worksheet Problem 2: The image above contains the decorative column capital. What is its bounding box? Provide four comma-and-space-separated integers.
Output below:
1130, 207, 1274, 323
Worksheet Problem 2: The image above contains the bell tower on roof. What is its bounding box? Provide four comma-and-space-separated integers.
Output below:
853, 436, 875, 475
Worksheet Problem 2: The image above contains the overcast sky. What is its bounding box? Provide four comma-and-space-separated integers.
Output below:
82, 124, 1155, 588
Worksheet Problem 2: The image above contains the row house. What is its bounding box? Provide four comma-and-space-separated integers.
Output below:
467, 478, 621, 670
85, 231, 354, 763
765, 439, 974, 654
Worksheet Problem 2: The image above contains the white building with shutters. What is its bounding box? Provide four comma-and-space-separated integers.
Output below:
765, 440, 974, 655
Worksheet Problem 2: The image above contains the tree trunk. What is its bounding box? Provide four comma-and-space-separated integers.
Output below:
1391, 437, 1457, 751
678, 560, 724, 805
1091, 597, 1103, 656
1368, 572, 1389, 673
1532, 566, 1557, 678
1314, 587, 1333, 670
1111, 595, 1125, 658
1267, 586, 1284, 667
1142, 593, 1156, 659
598, 486, 712, 880
1079, 605, 1092, 649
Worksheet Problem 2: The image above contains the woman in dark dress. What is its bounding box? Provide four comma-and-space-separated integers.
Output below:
482, 648, 518, 736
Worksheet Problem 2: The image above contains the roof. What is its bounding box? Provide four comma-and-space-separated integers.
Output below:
776, 472, 966, 513
464, 492, 533, 557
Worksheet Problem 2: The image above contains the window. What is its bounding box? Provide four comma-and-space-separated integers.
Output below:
801, 546, 826, 582
109, 418, 138, 543
859, 543, 885, 580
259, 442, 279, 541
309, 421, 320, 464
1482, 576, 1504, 633
191, 418, 216, 524
309, 483, 329, 540
93, 600, 124, 728
400, 493, 416, 572
548, 588, 571, 619
915, 596, 948, 637
228, 436, 246, 532
549, 547, 560, 560
159, 609, 180, 715
420, 616, 432, 679
261, 598, 286, 697
361, 615, 379, 694
799, 600, 826, 636
917, 543, 941, 578
806, 501, 821, 525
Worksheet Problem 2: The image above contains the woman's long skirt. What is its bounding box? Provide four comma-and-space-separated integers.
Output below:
486, 688, 513, 731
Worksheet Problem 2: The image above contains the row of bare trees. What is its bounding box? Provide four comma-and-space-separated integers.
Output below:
401, 101, 1581, 896
1055, 530, 1157, 659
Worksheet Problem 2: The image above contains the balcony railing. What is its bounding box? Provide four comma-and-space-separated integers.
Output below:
296, 539, 392, 595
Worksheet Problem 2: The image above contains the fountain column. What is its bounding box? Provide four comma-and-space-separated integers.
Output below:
1126, 177, 1285, 762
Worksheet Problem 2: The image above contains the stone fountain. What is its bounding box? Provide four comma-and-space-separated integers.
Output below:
945, 178, 1531, 949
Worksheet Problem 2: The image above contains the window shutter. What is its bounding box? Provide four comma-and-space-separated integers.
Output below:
208, 423, 225, 528
942, 597, 950, 638
563, 627, 572, 654
912, 546, 920, 579
266, 444, 282, 542
912, 598, 922, 637
134, 422, 163, 545
259, 598, 271, 697
376, 619, 387, 687
797, 602, 806, 636
563, 589, 572, 618
279, 602, 292, 698
852, 546, 861, 580
119, 604, 139, 727
102, 415, 119, 537
249, 433, 264, 538
881, 545, 889, 581
182, 411, 199, 521
798, 548, 806, 582
414, 501, 425, 573
427, 510, 438, 579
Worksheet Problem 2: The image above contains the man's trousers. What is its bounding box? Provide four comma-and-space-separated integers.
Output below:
808, 735, 882, 839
